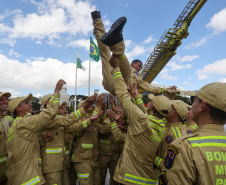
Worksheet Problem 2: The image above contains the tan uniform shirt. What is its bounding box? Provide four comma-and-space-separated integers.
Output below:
40, 113, 82, 173
66, 108, 100, 163
184, 121, 199, 134
112, 67, 167, 184
159, 124, 226, 185
0, 116, 13, 182
98, 117, 120, 156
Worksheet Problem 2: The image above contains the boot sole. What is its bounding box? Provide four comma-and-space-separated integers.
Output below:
101, 16, 127, 46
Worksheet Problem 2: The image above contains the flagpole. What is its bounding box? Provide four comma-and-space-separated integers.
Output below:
88, 35, 91, 96
75, 49, 78, 111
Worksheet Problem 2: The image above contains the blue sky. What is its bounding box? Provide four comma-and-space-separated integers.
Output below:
0, 0, 226, 98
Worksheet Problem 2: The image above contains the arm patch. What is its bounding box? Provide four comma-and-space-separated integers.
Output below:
164, 145, 179, 169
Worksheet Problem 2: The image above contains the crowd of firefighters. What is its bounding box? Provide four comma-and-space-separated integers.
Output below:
0, 10, 225, 185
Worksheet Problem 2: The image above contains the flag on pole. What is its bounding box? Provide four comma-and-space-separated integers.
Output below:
77, 53, 85, 71
89, 36, 100, 62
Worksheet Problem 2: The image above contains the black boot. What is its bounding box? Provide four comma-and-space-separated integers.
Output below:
91, 10, 101, 20
100, 16, 127, 47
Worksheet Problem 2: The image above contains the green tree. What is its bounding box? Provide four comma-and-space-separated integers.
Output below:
32, 97, 41, 112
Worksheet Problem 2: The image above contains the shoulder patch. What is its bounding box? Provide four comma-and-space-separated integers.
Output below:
164, 145, 178, 169
159, 171, 168, 185
165, 135, 173, 144
187, 130, 192, 134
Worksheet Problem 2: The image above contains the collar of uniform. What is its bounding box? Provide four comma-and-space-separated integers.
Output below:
197, 123, 225, 133
166, 122, 183, 127
131, 66, 137, 73
185, 121, 196, 127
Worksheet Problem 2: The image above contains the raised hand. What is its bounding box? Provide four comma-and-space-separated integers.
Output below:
109, 54, 119, 68
90, 111, 104, 121
54, 79, 66, 92
96, 93, 106, 110
82, 93, 97, 111
106, 109, 116, 120
129, 82, 138, 99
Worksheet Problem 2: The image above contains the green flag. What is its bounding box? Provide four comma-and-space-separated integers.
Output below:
89, 36, 100, 62
77, 53, 85, 71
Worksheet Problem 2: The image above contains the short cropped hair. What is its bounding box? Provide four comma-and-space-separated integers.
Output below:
198, 98, 226, 124
131, 59, 142, 65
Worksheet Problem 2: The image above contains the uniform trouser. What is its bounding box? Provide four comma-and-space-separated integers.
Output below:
69, 163, 77, 185
0, 163, 7, 185
73, 161, 101, 185
99, 154, 120, 185
43, 170, 63, 185
62, 168, 70, 185
93, 18, 131, 96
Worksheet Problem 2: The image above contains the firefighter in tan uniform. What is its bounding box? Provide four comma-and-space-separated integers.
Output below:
107, 54, 172, 184
156, 100, 188, 171
0, 92, 13, 185
159, 82, 226, 185
6, 80, 96, 185
65, 94, 105, 185
97, 113, 121, 185
184, 104, 198, 134
39, 100, 75, 185
91, 10, 178, 97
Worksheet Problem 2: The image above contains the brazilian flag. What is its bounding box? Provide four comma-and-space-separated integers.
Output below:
89, 36, 100, 62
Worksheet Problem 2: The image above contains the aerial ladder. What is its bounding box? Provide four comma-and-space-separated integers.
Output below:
141, 0, 207, 83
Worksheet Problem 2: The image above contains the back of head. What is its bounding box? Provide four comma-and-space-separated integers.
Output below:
196, 82, 226, 123
171, 100, 188, 120
152, 95, 171, 117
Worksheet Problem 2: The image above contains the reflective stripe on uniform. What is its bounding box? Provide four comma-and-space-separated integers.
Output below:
65, 150, 69, 155
188, 136, 226, 147
4, 116, 13, 120
159, 88, 164, 94
74, 110, 81, 119
113, 72, 122, 80
154, 156, 162, 169
22, 176, 40, 185
52, 98, 60, 103
38, 158, 42, 164
136, 98, 143, 105
71, 155, 75, 159
92, 111, 97, 115
111, 123, 117, 130
118, 54, 125, 62
191, 124, 198, 130
0, 156, 7, 163
82, 120, 88, 128
100, 139, 110, 144
46, 148, 63, 153
82, 144, 93, 148
124, 173, 157, 185
77, 173, 89, 178
172, 127, 181, 139
147, 116, 166, 126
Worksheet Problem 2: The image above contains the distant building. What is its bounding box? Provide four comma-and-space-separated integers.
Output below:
59, 85, 71, 105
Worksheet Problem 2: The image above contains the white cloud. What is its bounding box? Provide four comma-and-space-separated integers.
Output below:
178, 55, 199, 63
0, 38, 16, 47
206, 8, 226, 34
125, 40, 133, 48
185, 38, 207, 49
142, 36, 155, 44
0, 54, 103, 92
196, 58, 226, 79
167, 62, 191, 71
219, 78, 226, 83
126, 45, 147, 61
159, 69, 177, 80
68, 38, 90, 51
9, 49, 21, 58
1, 0, 96, 46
